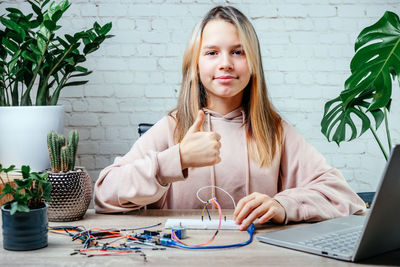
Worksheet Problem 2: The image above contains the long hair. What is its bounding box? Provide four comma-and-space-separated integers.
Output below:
169, 6, 283, 167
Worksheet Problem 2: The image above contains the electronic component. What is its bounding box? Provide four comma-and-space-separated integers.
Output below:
171, 226, 187, 239
165, 218, 239, 230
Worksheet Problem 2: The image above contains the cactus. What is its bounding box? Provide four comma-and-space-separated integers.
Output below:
67, 130, 79, 171
47, 131, 60, 173
60, 146, 69, 172
47, 130, 79, 173
58, 134, 66, 148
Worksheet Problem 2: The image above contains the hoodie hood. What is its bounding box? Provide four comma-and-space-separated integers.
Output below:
202, 107, 245, 123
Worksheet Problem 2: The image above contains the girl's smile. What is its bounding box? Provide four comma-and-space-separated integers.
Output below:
215, 75, 238, 84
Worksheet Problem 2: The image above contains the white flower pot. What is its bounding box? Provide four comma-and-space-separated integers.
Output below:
0, 106, 64, 171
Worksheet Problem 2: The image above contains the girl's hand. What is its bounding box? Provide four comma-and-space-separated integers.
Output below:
233, 192, 286, 230
179, 110, 221, 170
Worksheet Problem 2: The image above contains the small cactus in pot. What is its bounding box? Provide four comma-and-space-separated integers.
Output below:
47, 130, 79, 173
46, 130, 91, 222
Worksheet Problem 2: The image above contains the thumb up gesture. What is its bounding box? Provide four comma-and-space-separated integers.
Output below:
180, 110, 221, 170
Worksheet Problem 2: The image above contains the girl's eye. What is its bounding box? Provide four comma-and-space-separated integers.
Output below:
233, 50, 244, 55
206, 51, 217, 56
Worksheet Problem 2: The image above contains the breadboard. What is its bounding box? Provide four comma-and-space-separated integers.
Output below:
165, 218, 239, 230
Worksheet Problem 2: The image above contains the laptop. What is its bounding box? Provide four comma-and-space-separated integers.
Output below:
257, 144, 400, 262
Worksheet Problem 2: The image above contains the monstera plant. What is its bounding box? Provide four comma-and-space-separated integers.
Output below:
321, 11, 400, 161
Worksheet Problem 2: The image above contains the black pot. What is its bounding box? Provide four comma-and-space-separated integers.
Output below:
1, 204, 48, 251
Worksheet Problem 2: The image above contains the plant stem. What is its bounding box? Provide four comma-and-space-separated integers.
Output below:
37, 44, 74, 105
50, 73, 70, 105
384, 108, 392, 154
0, 172, 7, 187
369, 125, 389, 161
23, 38, 50, 105
1, 78, 8, 106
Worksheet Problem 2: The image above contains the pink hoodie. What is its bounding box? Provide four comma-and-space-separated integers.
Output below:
94, 108, 366, 223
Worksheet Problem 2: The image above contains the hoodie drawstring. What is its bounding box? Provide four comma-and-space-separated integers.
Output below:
207, 112, 216, 201
241, 110, 250, 196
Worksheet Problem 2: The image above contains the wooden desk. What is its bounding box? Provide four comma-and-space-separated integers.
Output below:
1, 209, 399, 266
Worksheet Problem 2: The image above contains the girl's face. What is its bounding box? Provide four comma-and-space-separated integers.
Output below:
198, 19, 251, 111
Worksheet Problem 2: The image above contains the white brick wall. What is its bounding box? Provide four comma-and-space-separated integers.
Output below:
1, 0, 400, 196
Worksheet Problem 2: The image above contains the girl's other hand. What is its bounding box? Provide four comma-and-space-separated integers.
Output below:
233, 192, 286, 231
179, 110, 221, 170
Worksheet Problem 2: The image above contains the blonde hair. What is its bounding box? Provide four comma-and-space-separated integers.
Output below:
169, 6, 282, 167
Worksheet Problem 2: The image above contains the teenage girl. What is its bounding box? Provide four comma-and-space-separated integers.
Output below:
94, 6, 365, 230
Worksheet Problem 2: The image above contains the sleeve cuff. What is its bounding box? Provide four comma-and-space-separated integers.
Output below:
274, 194, 302, 224
156, 144, 186, 185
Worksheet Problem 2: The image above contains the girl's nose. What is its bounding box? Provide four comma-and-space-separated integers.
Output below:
219, 53, 233, 70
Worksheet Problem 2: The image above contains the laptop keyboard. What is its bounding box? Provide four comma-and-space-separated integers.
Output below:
298, 227, 363, 254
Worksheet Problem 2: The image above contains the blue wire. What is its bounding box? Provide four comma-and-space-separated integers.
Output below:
120, 222, 162, 231
165, 224, 255, 249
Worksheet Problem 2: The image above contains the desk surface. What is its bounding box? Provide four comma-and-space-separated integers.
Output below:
1, 209, 399, 266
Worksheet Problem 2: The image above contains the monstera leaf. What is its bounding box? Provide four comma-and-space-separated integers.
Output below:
321, 11, 399, 150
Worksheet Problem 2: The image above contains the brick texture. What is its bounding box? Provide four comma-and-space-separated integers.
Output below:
1, 0, 400, 197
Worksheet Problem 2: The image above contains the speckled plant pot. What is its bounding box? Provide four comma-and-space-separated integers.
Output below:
47, 169, 92, 222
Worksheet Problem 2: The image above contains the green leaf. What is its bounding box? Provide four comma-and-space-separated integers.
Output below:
55, 37, 68, 49
1, 184, 13, 194
8, 51, 20, 72
29, 0, 43, 17
321, 96, 371, 145
74, 31, 88, 40
83, 43, 99, 54
5, 8, 24, 16
0, 17, 24, 33
43, 20, 56, 31
16, 203, 30, 213
22, 50, 37, 63
51, 10, 63, 22
65, 34, 75, 44
100, 22, 112, 35
370, 108, 384, 130
41, 0, 51, 8
29, 43, 42, 56
37, 30, 49, 53
70, 70, 92, 78
10, 201, 18, 215
42, 182, 52, 202
341, 11, 400, 111
2, 38, 19, 53
75, 66, 88, 72
3, 165, 16, 173
63, 80, 89, 87
29, 19, 42, 29
94, 22, 101, 35
15, 178, 32, 188
82, 37, 90, 45
21, 165, 31, 178
64, 57, 74, 65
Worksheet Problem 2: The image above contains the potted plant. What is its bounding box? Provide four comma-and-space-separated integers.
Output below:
0, 0, 113, 171
46, 129, 92, 222
321, 11, 400, 205
0, 164, 52, 251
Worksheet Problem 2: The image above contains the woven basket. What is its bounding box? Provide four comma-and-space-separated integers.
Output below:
0, 172, 22, 206
47, 169, 92, 222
